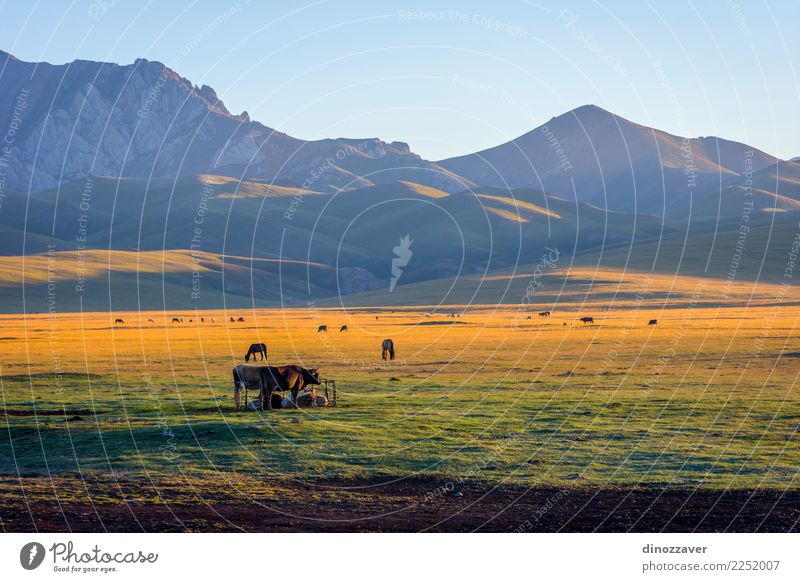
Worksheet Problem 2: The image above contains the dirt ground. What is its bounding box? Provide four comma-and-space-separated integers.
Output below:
2, 476, 797, 532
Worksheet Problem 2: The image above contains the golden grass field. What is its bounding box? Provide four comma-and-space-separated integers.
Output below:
1, 266, 799, 530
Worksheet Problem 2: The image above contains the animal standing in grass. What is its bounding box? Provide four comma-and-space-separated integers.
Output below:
382, 339, 395, 361
232, 364, 320, 410
648, 319, 658, 325
539, 311, 551, 317
115, 318, 124, 324
244, 342, 268, 362
318, 325, 328, 332
579, 317, 595, 324
340, 325, 348, 332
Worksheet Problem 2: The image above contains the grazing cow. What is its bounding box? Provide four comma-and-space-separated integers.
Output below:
172, 317, 180, 323
245, 343, 268, 362
233, 365, 320, 410
115, 318, 124, 324
340, 325, 348, 332
382, 339, 395, 361
579, 317, 595, 324
318, 325, 328, 332
539, 311, 551, 317
237, 317, 246, 322
648, 319, 658, 325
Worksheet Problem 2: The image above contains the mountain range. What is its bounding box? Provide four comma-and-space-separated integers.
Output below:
1, 49, 799, 312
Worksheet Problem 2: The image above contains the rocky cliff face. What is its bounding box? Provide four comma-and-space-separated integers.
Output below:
0, 50, 466, 195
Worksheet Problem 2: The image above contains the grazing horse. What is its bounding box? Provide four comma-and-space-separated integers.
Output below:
244, 343, 268, 362
318, 325, 328, 332
148, 318, 155, 323
115, 318, 124, 324
648, 319, 658, 325
539, 311, 551, 317
382, 339, 395, 361
340, 325, 348, 332
233, 365, 320, 410
579, 317, 595, 324
172, 317, 180, 323
237, 317, 246, 322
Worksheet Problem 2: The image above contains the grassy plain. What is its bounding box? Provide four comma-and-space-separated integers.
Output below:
1, 279, 798, 503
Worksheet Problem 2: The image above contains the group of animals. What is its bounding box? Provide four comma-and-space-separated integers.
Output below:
232, 363, 321, 411
315, 324, 395, 360
235, 334, 395, 410
114, 316, 247, 324
522, 312, 658, 326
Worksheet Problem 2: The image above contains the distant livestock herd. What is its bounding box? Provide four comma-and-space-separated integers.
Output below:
108, 311, 662, 411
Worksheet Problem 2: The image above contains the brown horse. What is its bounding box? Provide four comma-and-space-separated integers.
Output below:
244, 343, 268, 362
233, 364, 320, 410
381, 339, 395, 361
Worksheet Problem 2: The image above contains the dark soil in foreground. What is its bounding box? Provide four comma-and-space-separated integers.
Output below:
1, 476, 798, 532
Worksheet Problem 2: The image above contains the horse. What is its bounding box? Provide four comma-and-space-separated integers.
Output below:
237, 317, 246, 322
230, 317, 235, 322
114, 318, 124, 324
318, 325, 328, 332
233, 365, 320, 410
382, 339, 395, 361
260, 365, 321, 410
579, 317, 595, 324
172, 317, 180, 323
648, 319, 658, 325
340, 325, 348, 332
245, 343, 268, 362
148, 318, 155, 323
539, 311, 551, 317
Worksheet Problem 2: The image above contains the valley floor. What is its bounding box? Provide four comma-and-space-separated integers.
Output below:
1, 300, 798, 532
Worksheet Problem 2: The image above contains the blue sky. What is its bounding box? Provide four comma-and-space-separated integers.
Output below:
1, 0, 798, 160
